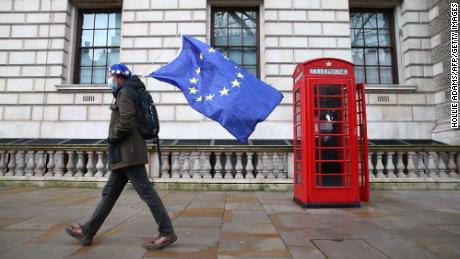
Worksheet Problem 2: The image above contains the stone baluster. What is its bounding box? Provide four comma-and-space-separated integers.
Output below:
25, 151, 36, 177
203, 152, 212, 179
406, 152, 417, 178
75, 151, 85, 177
6, 151, 16, 176
213, 152, 223, 179
47, 151, 55, 176
385, 151, 396, 178
95, 151, 105, 177
181, 152, 191, 178
234, 152, 244, 179
15, 151, 26, 176
368, 152, 375, 179
437, 152, 448, 178
416, 152, 426, 177
54, 151, 65, 177
224, 152, 233, 179
104, 152, 111, 178
245, 152, 254, 179
396, 151, 405, 178
164, 152, 174, 178
0, 150, 7, 175
266, 152, 275, 179
426, 152, 437, 178
66, 151, 75, 177
272, 152, 280, 178
277, 152, 286, 179
192, 152, 201, 179
34, 151, 45, 176
85, 151, 95, 177
448, 151, 459, 178
256, 152, 265, 179
375, 152, 385, 178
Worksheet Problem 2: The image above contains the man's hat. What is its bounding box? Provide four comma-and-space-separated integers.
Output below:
108, 63, 131, 78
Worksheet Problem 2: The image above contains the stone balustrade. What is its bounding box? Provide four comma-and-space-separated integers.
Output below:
0, 143, 459, 188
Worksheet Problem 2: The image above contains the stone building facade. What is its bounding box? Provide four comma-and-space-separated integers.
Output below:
0, 0, 458, 144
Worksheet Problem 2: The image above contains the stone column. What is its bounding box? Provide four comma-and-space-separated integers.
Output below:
448, 151, 459, 178
171, 152, 180, 178
0, 150, 6, 175
25, 151, 36, 177
75, 151, 85, 177
182, 152, 191, 179
396, 152, 405, 178
375, 152, 385, 178
245, 152, 254, 179
47, 151, 55, 176
203, 152, 212, 179
160, 152, 170, 178
6, 151, 16, 176
214, 152, 223, 179
437, 152, 448, 178
224, 152, 233, 179
385, 151, 396, 178
85, 151, 95, 177
95, 151, 105, 177
66, 151, 75, 177
34, 151, 45, 177
234, 152, 244, 179
54, 151, 65, 177
266, 152, 275, 179
15, 151, 26, 176
256, 152, 265, 179
192, 152, 201, 179
406, 152, 418, 178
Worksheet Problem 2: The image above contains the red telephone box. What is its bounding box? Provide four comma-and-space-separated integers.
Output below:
292, 58, 369, 208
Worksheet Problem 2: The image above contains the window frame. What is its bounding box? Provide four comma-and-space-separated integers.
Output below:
74, 8, 122, 84
349, 8, 398, 84
210, 6, 260, 78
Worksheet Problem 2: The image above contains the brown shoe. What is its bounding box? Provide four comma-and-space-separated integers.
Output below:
144, 234, 177, 250
65, 223, 92, 246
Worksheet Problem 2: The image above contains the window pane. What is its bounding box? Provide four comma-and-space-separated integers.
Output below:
107, 29, 120, 46
364, 48, 378, 65
377, 13, 389, 28
94, 30, 108, 46
363, 12, 377, 28
80, 67, 92, 83
379, 48, 392, 66
228, 28, 241, 45
214, 28, 227, 45
82, 13, 94, 29
81, 30, 93, 47
366, 67, 379, 84
80, 48, 93, 66
242, 28, 256, 46
364, 29, 378, 46
228, 49, 242, 64
93, 48, 107, 66
108, 48, 120, 65
241, 11, 256, 28
228, 11, 241, 28
109, 13, 121, 28
350, 12, 362, 28
244, 66, 257, 76
378, 29, 391, 46
214, 11, 228, 28
92, 67, 106, 83
380, 67, 393, 83
243, 49, 256, 65
350, 29, 364, 46
352, 48, 364, 65
354, 66, 365, 83
95, 13, 108, 29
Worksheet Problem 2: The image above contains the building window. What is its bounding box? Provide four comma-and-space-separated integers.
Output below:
350, 9, 397, 84
75, 10, 121, 84
211, 8, 259, 77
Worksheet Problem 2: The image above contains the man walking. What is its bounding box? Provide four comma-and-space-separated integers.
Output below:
65, 64, 177, 250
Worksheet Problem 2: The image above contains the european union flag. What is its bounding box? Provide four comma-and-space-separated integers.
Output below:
147, 35, 284, 144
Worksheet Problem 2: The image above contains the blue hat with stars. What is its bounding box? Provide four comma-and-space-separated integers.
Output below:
108, 63, 131, 78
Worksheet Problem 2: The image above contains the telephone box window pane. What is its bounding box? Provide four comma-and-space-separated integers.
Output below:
320, 175, 344, 187
296, 149, 302, 160
296, 162, 302, 172
380, 67, 393, 83
296, 173, 302, 184
364, 48, 378, 66
83, 14, 94, 29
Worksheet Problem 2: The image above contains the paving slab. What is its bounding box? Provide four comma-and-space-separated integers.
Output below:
0, 189, 458, 258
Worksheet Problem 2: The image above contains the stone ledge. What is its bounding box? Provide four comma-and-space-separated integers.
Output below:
55, 84, 111, 92
365, 84, 418, 93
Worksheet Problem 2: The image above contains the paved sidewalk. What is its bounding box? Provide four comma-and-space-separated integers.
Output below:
0, 187, 459, 259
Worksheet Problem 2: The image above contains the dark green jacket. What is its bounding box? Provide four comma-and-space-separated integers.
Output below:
107, 76, 148, 171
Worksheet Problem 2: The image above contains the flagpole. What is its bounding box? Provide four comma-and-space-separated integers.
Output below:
140, 33, 182, 78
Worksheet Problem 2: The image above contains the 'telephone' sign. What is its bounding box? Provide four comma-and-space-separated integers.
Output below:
309, 69, 348, 75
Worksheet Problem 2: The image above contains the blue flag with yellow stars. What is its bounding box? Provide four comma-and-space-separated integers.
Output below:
147, 35, 284, 144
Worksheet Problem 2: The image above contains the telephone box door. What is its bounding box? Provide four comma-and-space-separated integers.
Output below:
307, 79, 359, 205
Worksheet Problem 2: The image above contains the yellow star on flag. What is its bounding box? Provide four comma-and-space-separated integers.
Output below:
196, 96, 202, 102
220, 86, 229, 96
208, 48, 216, 53
231, 79, 241, 88
195, 67, 201, 75
189, 87, 198, 94
200, 52, 203, 60
189, 77, 198, 84
205, 94, 214, 101
236, 72, 244, 79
